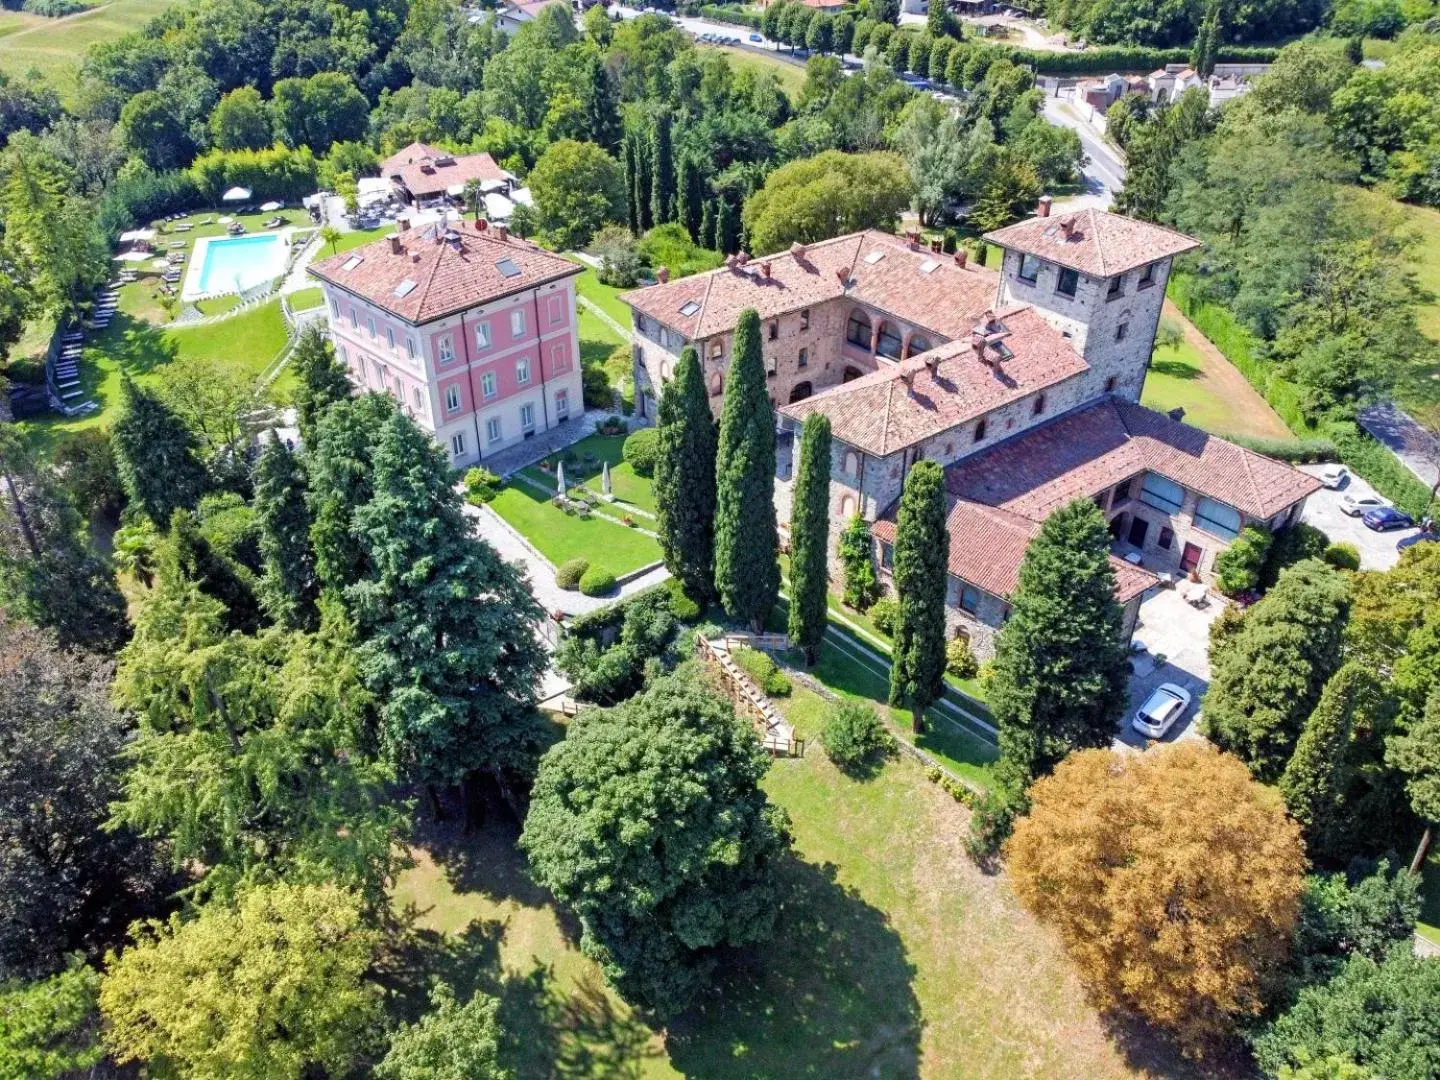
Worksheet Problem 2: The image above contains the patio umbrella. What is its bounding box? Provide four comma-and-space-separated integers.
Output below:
602, 461, 611, 496
259, 200, 282, 212
556, 461, 566, 497
221, 186, 252, 202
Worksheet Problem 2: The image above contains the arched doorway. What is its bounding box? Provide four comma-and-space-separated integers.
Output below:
846, 309, 872, 350
788, 381, 813, 403
843, 366, 863, 383
876, 322, 903, 360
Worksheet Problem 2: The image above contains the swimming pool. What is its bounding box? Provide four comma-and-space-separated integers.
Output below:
190, 233, 287, 298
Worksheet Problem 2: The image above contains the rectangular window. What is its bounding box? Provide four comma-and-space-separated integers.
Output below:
1106, 275, 1124, 300
445, 384, 461, 412
510, 309, 525, 337
1018, 253, 1041, 284
520, 403, 535, 432
1194, 497, 1242, 540
548, 295, 563, 325
367, 316, 376, 338
1139, 473, 1185, 515
1158, 526, 1175, 550
412, 387, 423, 410
393, 377, 402, 397
386, 327, 395, 349
516, 357, 531, 385
1056, 267, 1079, 297
1116, 322, 1129, 342
481, 371, 497, 399
486, 416, 502, 444
798, 347, 808, 369
768, 321, 778, 341
879, 542, 893, 570
555, 388, 569, 420
406, 338, 416, 360
329, 298, 339, 317
349, 307, 358, 328
1138, 264, 1155, 289
800, 309, 810, 330
450, 432, 465, 457
973, 418, 987, 443
958, 582, 981, 615
475, 322, 491, 351
338, 344, 349, 364
438, 336, 455, 364
708, 339, 723, 360
549, 341, 568, 375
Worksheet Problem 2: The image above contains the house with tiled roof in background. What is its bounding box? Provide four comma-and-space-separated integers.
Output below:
621, 201, 1321, 655
307, 216, 584, 466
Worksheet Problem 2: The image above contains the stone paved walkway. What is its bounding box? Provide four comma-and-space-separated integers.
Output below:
480, 410, 606, 478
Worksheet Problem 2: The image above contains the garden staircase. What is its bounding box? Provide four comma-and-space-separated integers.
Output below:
696, 635, 803, 757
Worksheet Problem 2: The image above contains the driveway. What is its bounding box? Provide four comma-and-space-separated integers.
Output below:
1298, 465, 1408, 571
1042, 96, 1125, 208
1116, 586, 1220, 749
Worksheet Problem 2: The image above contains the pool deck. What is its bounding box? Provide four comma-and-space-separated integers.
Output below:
182, 228, 296, 302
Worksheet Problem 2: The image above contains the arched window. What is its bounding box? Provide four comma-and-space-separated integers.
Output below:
840, 494, 856, 517
843, 450, 860, 475
876, 322, 903, 360
846, 309, 872, 349
788, 381, 813, 403
908, 334, 933, 357
709, 372, 723, 396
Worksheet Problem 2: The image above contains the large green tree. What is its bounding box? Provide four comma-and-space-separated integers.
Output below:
650, 110, 675, 225
887, 460, 948, 731
714, 309, 780, 632
0, 431, 129, 653
0, 959, 104, 1080
344, 410, 548, 793
99, 882, 384, 1080
788, 413, 832, 666
290, 325, 352, 447
653, 345, 717, 600
162, 508, 262, 634
1387, 686, 1440, 874
742, 150, 911, 252
375, 984, 509, 1080
527, 138, 626, 250
1204, 560, 1353, 780
269, 72, 369, 151
991, 499, 1131, 792
111, 377, 209, 529
254, 438, 318, 631
307, 393, 392, 594
522, 669, 791, 1016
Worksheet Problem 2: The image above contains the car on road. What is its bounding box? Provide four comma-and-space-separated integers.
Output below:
1340, 492, 1387, 517
1363, 506, 1415, 532
1318, 464, 1349, 489
749, 32, 762, 41
1132, 683, 1192, 740
1398, 529, 1440, 551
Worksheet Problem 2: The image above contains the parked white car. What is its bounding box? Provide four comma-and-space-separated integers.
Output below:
1318, 464, 1349, 489
1339, 493, 1387, 517
1131, 683, 1192, 740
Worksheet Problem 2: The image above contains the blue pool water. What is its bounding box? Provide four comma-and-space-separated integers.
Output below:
195, 234, 285, 294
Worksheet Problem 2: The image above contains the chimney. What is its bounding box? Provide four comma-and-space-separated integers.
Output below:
834, 267, 848, 287
396, 216, 410, 232
475, 218, 488, 231
1058, 215, 1075, 239
1037, 195, 1053, 218
954, 249, 968, 269
657, 266, 670, 284
971, 331, 987, 356
790, 241, 807, 259
495, 223, 508, 242
761, 261, 772, 279
388, 235, 402, 255
930, 238, 943, 253
736, 252, 750, 265
907, 230, 921, 248
925, 353, 941, 375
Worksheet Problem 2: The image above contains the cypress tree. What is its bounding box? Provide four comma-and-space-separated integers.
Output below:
111, 376, 209, 528
649, 111, 674, 227
654, 346, 717, 601
586, 55, 621, 152
716, 196, 739, 254
1280, 662, 1381, 853
162, 508, 261, 634
887, 460, 948, 732
991, 499, 1131, 792
787, 413, 832, 666
253, 437, 318, 631
676, 155, 705, 241
290, 325, 352, 447
714, 309, 779, 632
621, 130, 639, 233
700, 199, 716, 250
632, 125, 653, 232
926, 0, 948, 37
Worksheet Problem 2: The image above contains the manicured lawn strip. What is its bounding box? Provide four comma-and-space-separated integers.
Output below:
487, 484, 661, 577
571, 265, 634, 328
524, 433, 657, 514
320, 226, 390, 257
1140, 336, 1290, 440
287, 286, 325, 311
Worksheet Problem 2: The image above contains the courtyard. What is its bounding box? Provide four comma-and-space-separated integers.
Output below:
1118, 585, 1222, 749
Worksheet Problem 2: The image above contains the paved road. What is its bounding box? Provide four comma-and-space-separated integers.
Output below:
1360, 401, 1439, 492
1042, 96, 1126, 206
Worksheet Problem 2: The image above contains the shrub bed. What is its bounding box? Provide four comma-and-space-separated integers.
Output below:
821, 701, 895, 775
732, 645, 792, 696
621, 427, 659, 478
556, 558, 589, 590
579, 566, 618, 596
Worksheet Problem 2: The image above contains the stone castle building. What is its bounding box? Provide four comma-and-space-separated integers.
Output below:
621, 204, 1320, 655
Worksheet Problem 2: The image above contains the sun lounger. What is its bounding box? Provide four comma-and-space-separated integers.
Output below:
264, 217, 284, 228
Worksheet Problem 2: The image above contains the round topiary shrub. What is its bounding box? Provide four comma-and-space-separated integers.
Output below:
622, 428, 660, 477
1324, 542, 1361, 571
869, 594, 900, 637
579, 566, 617, 596
946, 636, 979, 679
820, 701, 895, 777
556, 558, 589, 590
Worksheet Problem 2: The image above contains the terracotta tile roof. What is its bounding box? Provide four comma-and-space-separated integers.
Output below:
379, 141, 444, 178
390, 152, 507, 200
984, 208, 1200, 277
620, 229, 1000, 342
307, 222, 580, 325
870, 497, 1154, 604
946, 399, 1322, 521
780, 306, 1089, 456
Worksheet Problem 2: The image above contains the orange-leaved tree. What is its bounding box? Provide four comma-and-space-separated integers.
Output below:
1005, 742, 1306, 1053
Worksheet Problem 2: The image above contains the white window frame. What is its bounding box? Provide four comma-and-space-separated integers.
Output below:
486, 416, 502, 444
445, 384, 461, 412
555, 388, 569, 420
329, 298, 339, 317
349, 307, 358, 328
405, 337, 416, 360
520, 402, 535, 432
438, 335, 455, 364
367, 316, 376, 338
510, 309, 525, 337
451, 432, 465, 457
412, 387, 423, 410
475, 322, 492, 351
386, 327, 395, 349
481, 371, 497, 399
516, 356, 531, 386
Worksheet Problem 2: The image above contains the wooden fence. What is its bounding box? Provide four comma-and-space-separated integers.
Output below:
696, 636, 804, 758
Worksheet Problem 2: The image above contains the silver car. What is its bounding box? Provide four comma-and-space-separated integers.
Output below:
1339, 493, 1386, 517
1131, 683, 1192, 740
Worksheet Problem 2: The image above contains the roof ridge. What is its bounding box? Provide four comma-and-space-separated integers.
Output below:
698, 268, 717, 327
879, 379, 897, 455
1087, 208, 1110, 277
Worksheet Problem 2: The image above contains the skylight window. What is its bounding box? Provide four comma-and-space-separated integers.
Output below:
920, 259, 940, 274
864, 251, 885, 265
496, 258, 521, 278
341, 255, 364, 271
394, 279, 418, 298
678, 300, 701, 317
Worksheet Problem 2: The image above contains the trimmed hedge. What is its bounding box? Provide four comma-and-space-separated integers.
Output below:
1224, 434, 1338, 464
556, 558, 589, 590
622, 427, 659, 478
985, 42, 1279, 75
732, 644, 792, 696
579, 566, 618, 596
698, 4, 762, 27
1324, 543, 1362, 571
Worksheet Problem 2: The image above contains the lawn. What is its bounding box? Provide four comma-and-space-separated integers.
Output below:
287, 286, 325, 311
707, 43, 806, 101
521, 433, 655, 514
0, 0, 187, 100
389, 672, 1200, 1079
317, 226, 390, 258
571, 265, 634, 329
487, 483, 662, 578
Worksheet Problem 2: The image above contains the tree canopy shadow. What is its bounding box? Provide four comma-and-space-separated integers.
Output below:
1149, 357, 1202, 381
1100, 1010, 1255, 1080
665, 855, 922, 1079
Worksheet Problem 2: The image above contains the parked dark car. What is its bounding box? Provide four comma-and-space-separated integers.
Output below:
1363, 507, 1415, 532
1397, 529, 1440, 551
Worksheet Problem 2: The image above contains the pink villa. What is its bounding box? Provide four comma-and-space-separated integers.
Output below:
307, 219, 584, 466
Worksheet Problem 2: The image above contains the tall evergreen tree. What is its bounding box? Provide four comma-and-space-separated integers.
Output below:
621, 129, 639, 233
715, 195, 739, 254
887, 460, 948, 732
926, 0, 949, 37
654, 346, 717, 600
1190, 0, 1220, 77
585, 54, 621, 152
290, 326, 352, 447
991, 499, 1131, 792
163, 508, 262, 634
649, 110, 675, 227
1280, 662, 1382, 853
787, 414, 832, 666
676, 155, 704, 241
632, 124, 653, 232
1387, 685, 1440, 874
700, 199, 717, 250
0, 430, 129, 652
111, 377, 208, 528
254, 437, 319, 631
307, 393, 393, 594
714, 309, 779, 632
346, 410, 548, 794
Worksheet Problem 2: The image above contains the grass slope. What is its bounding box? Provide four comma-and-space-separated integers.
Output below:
0, 0, 188, 99
708, 43, 806, 101
487, 483, 661, 577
